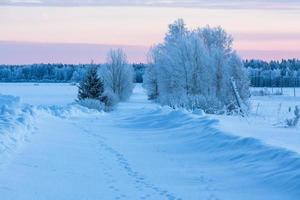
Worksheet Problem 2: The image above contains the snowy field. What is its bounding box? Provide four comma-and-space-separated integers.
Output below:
214, 87, 300, 154
0, 83, 299, 200
0, 83, 77, 106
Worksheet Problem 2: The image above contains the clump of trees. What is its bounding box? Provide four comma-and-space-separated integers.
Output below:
77, 49, 134, 111
144, 19, 250, 114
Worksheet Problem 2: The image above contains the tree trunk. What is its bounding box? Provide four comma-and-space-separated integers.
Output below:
230, 77, 244, 116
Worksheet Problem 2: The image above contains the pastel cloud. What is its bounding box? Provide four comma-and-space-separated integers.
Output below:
2, 0, 300, 10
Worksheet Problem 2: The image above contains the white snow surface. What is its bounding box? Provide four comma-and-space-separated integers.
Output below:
0, 84, 299, 199
0, 83, 77, 106
214, 88, 300, 154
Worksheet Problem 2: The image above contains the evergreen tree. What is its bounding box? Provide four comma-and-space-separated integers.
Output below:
78, 66, 104, 100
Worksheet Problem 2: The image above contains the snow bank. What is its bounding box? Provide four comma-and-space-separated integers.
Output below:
0, 94, 35, 165
213, 90, 300, 155
77, 99, 105, 111
0, 93, 103, 167
35, 103, 104, 119
121, 106, 300, 196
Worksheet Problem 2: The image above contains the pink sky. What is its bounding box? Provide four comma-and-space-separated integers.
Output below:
0, 5, 299, 64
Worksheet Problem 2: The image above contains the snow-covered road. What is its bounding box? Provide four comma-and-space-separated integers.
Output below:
0, 85, 299, 200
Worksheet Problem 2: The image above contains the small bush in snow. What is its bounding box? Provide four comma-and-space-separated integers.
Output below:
286, 106, 300, 127
192, 109, 205, 116
100, 90, 119, 109
78, 99, 104, 111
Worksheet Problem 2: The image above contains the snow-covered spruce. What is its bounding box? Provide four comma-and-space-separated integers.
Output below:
78, 66, 104, 101
77, 66, 105, 110
144, 19, 250, 114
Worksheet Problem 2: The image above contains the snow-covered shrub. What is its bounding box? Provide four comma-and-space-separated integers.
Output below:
192, 108, 205, 115
100, 49, 134, 101
77, 99, 104, 111
286, 106, 300, 127
100, 90, 119, 109
145, 19, 250, 113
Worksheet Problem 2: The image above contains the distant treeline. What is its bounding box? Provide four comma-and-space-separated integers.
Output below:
1, 60, 300, 87
245, 59, 300, 87
0, 63, 145, 83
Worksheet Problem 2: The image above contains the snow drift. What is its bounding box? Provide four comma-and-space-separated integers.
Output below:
35, 103, 103, 119
0, 94, 35, 165
119, 105, 300, 196
0, 93, 104, 168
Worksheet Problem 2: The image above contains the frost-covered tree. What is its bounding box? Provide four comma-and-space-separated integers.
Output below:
145, 19, 250, 113
228, 53, 250, 102
100, 49, 134, 101
143, 63, 159, 100
78, 66, 104, 100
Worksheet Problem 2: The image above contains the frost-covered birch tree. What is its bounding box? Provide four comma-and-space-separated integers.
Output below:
100, 49, 134, 102
144, 19, 250, 113
143, 62, 159, 100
